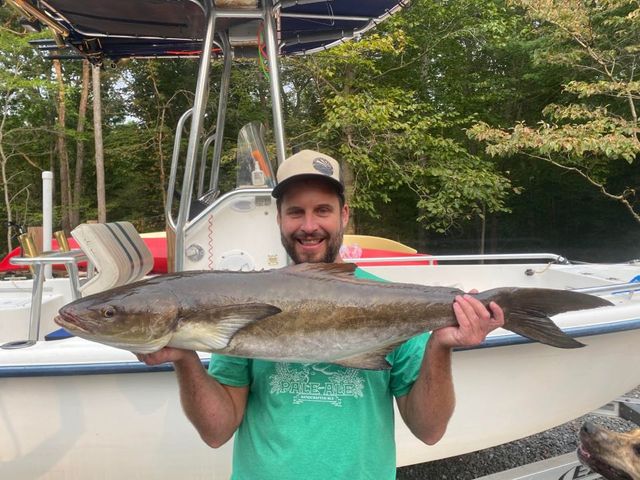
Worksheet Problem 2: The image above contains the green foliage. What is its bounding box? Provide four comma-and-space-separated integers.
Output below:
0, 11, 60, 250
283, 1, 521, 232
316, 89, 511, 232
471, 0, 640, 223
1, 0, 639, 259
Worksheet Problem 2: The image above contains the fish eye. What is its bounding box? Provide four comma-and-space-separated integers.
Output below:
101, 306, 116, 319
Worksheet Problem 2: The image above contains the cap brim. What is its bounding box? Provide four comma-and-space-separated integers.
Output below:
271, 174, 344, 199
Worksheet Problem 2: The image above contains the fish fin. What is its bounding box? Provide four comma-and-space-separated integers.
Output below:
283, 262, 396, 288
283, 262, 358, 281
332, 343, 402, 370
506, 310, 586, 349
480, 288, 612, 349
188, 303, 281, 350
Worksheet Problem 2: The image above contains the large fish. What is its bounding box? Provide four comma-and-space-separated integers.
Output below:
55, 263, 612, 370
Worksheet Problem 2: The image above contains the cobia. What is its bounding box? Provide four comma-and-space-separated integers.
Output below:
55, 263, 612, 370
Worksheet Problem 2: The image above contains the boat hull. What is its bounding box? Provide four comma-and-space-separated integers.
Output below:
2, 331, 639, 479
1, 261, 640, 478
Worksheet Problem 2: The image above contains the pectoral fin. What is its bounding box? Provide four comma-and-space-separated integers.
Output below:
180, 303, 281, 351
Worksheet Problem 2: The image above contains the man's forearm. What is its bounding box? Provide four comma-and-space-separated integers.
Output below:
399, 337, 455, 445
399, 294, 504, 445
174, 352, 246, 448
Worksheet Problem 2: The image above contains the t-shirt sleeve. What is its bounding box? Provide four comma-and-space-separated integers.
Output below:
388, 332, 430, 398
208, 353, 252, 387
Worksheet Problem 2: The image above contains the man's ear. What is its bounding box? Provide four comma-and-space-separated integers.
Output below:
341, 204, 350, 229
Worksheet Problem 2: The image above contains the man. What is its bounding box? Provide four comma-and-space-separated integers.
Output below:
138, 150, 504, 479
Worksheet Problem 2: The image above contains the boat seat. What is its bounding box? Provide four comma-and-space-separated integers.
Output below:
71, 222, 154, 296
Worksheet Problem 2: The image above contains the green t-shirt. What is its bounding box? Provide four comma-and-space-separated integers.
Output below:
207, 268, 430, 480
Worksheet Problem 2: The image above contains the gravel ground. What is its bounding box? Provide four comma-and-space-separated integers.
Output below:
397, 385, 640, 480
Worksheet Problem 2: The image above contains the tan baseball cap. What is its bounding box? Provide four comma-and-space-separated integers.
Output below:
272, 149, 344, 199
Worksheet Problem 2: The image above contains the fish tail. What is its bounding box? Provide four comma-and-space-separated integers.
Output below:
477, 288, 613, 349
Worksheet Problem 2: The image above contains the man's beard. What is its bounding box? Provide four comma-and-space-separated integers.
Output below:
281, 225, 344, 264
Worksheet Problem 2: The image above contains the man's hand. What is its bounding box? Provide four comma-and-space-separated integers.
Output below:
432, 294, 505, 349
136, 347, 196, 366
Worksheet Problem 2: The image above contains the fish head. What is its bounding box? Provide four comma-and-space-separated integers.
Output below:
55, 285, 180, 354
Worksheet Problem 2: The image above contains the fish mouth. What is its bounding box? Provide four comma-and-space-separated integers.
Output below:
55, 310, 89, 334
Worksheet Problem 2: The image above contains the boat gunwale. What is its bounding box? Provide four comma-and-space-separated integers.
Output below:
2, 318, 639, 377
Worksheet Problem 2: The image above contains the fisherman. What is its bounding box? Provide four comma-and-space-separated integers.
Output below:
137, 149, 505, 479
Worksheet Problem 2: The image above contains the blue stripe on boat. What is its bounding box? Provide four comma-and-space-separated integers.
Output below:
2, 318, 639, 377
0, 359, 210, 378
457, 317, 640, 351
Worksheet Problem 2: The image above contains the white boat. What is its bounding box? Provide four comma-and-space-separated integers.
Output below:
2, 256, 640, 479
2, 1, 640, 479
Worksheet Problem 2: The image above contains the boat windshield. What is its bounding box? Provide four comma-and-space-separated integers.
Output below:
235, 122, 275, 188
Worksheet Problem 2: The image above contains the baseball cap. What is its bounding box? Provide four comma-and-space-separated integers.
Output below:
271, 150, 344, 199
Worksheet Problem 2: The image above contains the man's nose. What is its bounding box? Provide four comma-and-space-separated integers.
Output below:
300, 214, 319, 233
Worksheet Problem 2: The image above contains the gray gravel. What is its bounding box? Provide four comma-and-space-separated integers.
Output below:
397, 385, 640, 479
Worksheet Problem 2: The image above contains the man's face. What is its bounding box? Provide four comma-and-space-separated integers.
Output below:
277, 179, 349, 264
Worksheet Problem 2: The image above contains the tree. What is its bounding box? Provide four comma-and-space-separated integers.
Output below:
70, 59, 90, 227
92, 63, 106, 223
284, 13, 513, 235
52, 53, 72, 231
469, 0, 640, 222
0, 12, 56, 252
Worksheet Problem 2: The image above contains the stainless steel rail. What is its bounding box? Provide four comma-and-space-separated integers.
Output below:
169, 1, 287, 271
165, 108, 193, 231
174, 0, 217, 272
280, 12, 373, 21
3, 250, 88, 349
264, 0, 287, 166
574, 281, 640, 296
208, 31, 232, 192
346, 253, 570, 264
198, 134, 216, 198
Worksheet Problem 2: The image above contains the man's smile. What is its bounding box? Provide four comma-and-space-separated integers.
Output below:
296, 236, 326, 251
298, 237, 324, 245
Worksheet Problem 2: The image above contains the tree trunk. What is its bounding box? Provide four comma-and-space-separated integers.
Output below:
342, 64, 356, 234
489, 214, 498, 254
341, 145, 356, 234
149, 72, 167, 208
479, 203, 486, 255
71, 60, 90, 227
92, 63, 106, 223
53, 58, 72, 232
0, 88, 13, 250
0, 132, 12, 250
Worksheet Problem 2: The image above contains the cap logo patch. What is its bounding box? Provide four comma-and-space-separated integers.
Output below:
312, 157, 334, 176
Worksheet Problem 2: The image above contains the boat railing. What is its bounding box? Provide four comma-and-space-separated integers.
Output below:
346, 253, 570, 265
165, 0, 286, 273
165, 108, 193, 231
3, 249, 88, 349
573, 281, 640, 297
198, 133, 219, 199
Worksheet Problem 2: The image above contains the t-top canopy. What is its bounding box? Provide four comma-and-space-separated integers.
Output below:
9, 0, 408, 60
